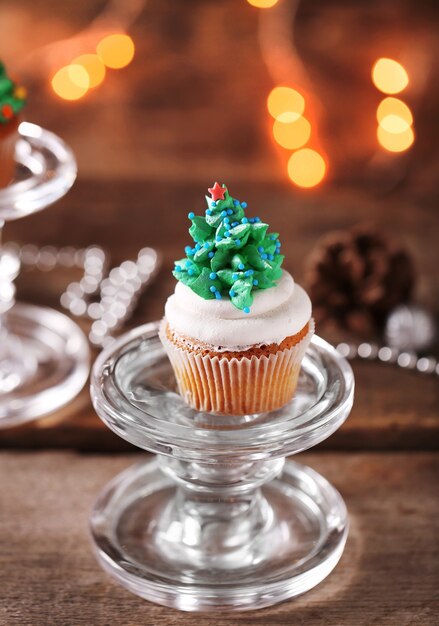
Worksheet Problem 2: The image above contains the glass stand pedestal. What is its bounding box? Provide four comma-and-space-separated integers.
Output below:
0, 123, 89, 427
90, 322, 354, 611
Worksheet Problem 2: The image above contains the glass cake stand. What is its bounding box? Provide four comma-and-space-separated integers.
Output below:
90, 322, 354, 612
0, 122, 90, 427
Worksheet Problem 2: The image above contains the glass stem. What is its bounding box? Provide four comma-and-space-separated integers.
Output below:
0, 219, 20, 326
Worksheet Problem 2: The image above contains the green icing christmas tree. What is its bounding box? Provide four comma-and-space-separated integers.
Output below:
173, 183, 284, 313
0, 61, 26, 125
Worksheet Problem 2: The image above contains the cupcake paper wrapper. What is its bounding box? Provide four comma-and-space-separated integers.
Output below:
159, 320, 314, 416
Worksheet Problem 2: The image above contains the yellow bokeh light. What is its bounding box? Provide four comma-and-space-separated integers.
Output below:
97, 34, 135, 69
273, 116, 311, 149
267, 86, 305, 122
372, 58, 409, 94
377, 97, 413, 126
380, 114, 411, 134
377, 125, 414, 152
287, 149, 326, 188
247, 0, 279, 7
51, 65, 89, 101
73, 54, 106, 88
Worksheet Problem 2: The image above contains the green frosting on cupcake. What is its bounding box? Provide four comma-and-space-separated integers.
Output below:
0, 61, 27, 125
173, 183, 284, 313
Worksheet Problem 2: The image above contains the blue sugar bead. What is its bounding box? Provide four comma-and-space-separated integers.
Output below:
188, 269, 195, 276
261, 253, 268, 260
175, 265, 181, 271
233, 200, 239, 206
185, 260, 191, 268
276, 241, 281, 247
221, 210, 227, 217
235, 239, 241, 245
215, 292, 222, 300
241, 202, 247, 208
243, 307, 250, 314
241, 217, 248, 224
208, 251, 214, 258
232, 221, 239, 227
210, 285, 217, 293
188, 212, 195, 219
206, 209, 212, 216
224, 217, 230, 224
238, 263, 245, 270
232, 273, 239, 281
204, 242, 210, 249
227, 209, 233, 215
268, 254, 274, 261
253, 279, 258, 286
195, 243, 202, 250
270, 235, 276, 240
257, 246, 264, 253
211, 201, 217, 207
216, 236, 222, 242
245, 269, 254, 277
225, 230, 231, 237
209, 272, 217, 280
229, 290, 236, 297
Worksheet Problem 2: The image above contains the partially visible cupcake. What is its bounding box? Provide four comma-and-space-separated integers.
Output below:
160, 183, 314, 416
0, 61, 26, 188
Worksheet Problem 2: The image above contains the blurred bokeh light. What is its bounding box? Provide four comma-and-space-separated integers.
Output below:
96, 34, 135, 69
73, 54, 106, 89
273, 116, 311, 149
51, 65, 90, 101
267, 87, 305, 123
372, 58, 409, 94
287, 149, 326, 188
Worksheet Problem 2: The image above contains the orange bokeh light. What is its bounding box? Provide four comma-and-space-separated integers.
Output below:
247, 0, 279, 7
73, 54, 106, 88
51, 64, 89, 101
287, 149, 326, 188
267, 86, 305, 122
273, 116, 311, 150
377, 125, 414, 152
97, 34, 135, 69
372, 58, 409, 94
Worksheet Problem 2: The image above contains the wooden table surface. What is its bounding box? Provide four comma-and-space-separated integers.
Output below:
0, 1, 438, 624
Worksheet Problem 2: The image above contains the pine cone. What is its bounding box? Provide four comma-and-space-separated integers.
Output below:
305, 225, 416, 335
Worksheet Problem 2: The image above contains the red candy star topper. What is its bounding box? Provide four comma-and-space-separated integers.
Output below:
208, 182, 226, 201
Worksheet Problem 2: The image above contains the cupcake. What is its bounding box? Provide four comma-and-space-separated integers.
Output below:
0, 61, 26, 188
160, 182, 314, 415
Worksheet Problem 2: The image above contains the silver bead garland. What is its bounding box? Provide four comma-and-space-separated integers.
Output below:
4, 242, 161, 348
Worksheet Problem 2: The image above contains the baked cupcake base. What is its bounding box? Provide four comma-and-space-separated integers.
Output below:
0, 116, 19, 188
160, 320, 314, 415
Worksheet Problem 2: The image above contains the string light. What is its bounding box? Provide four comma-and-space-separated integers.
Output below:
247, 0, 279, 7
372, 58, 409, 94
273, 116, 311, 149
96, 34, 135, 69
287, 149, 326, 188
267, 86, 305, 122
377, 125, 414, 152
73, 54, 106, 88
51, 65, 90, 101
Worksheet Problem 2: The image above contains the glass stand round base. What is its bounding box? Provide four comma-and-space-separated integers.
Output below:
91, 457, 348, 611
0, 303, 90, 427
90, 322, 354, 612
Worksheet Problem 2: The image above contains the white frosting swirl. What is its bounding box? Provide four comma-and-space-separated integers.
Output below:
164, 270, 312, 351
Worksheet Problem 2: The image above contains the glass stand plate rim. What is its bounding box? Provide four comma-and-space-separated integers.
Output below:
91, 321, 354, 460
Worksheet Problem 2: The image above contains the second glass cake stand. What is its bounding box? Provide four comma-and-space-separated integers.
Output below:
90, 322, 354, 611
0, 122, 89, 426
